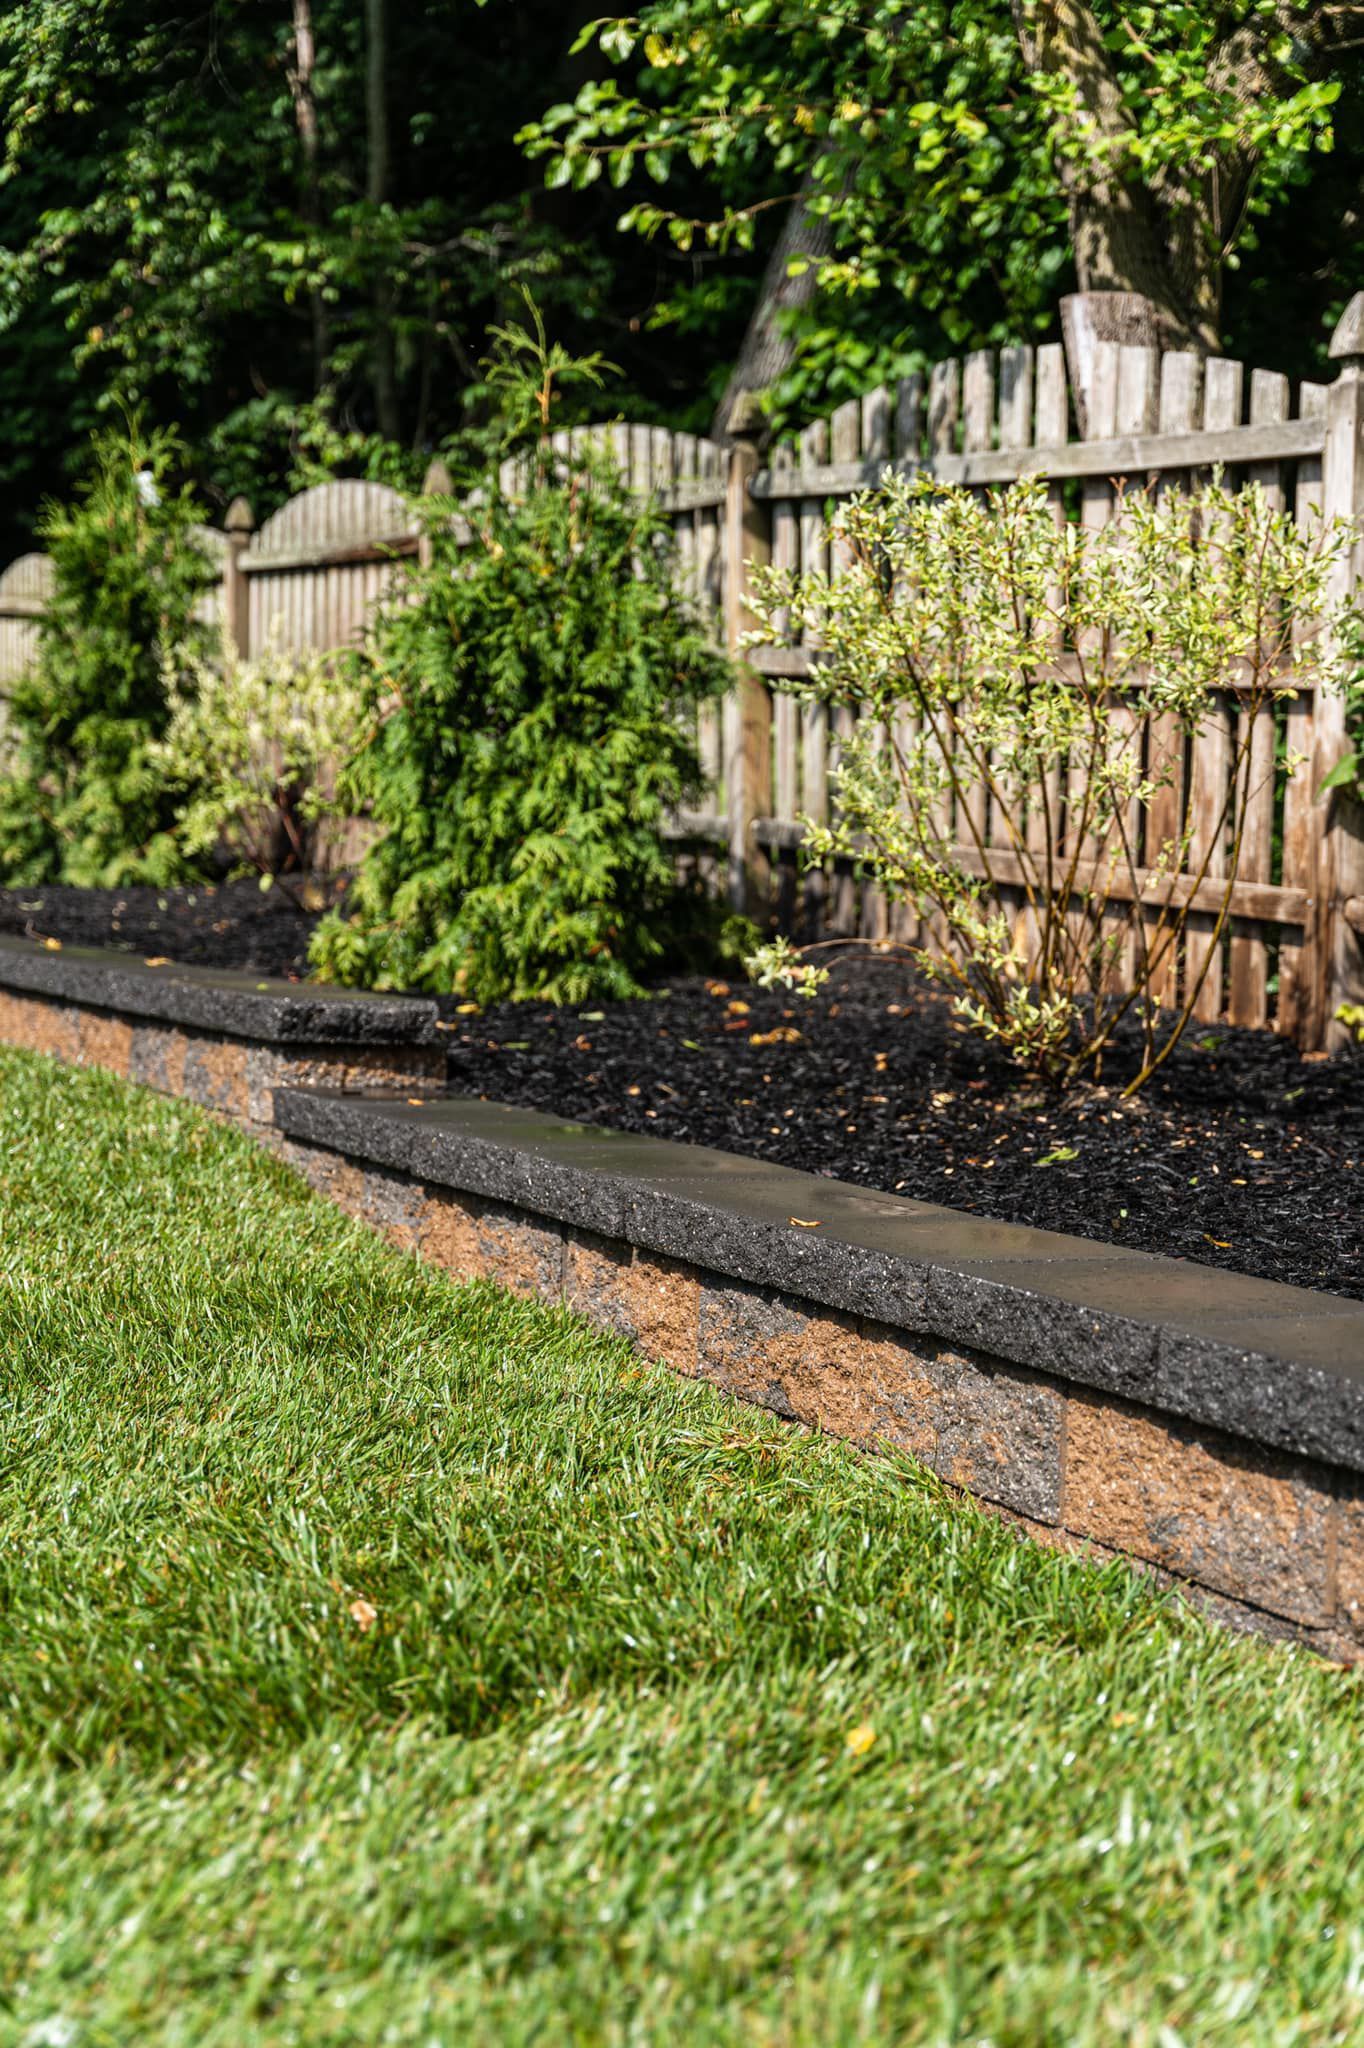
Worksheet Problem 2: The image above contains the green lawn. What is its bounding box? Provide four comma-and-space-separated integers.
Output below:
1, 1050, 1363, 2045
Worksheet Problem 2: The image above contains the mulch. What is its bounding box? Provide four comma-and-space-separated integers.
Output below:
0, 880, 323, 980
3, 882, 1360, 1302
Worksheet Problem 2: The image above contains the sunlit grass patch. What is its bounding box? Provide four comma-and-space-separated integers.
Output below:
1, 1047, 1361, 2045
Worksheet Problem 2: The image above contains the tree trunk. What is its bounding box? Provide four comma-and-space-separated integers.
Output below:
366, 0, 401, 443
1068, 188, 1216, 352
287, 0, 329, 394
1019, 0, 1217, 350
1016, 0, 1338, 355
712, 167, 837, 441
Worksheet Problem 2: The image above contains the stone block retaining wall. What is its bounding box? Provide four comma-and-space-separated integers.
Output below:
276, 1133, 1364, 1659
0, 939, 444, 1134
2, 932, 1363, 1660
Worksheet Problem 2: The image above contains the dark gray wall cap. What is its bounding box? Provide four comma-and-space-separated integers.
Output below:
0, 934, 439, 1045
273, 1087, 1364, 1471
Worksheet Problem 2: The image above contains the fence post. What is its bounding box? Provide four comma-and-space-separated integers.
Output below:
222, 495, 254, 658
419, 457, 452, 570
1312, 295, 1364, 1047
1059, 291, 1159, 438
722, 425, 772, 918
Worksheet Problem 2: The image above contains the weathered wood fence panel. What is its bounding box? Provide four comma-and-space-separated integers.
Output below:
0, 553, 52, 689
238, 480, 418, 656
0, 527, 228, 686
0, 339, 1360, 1044
718, 311, 1364, 1049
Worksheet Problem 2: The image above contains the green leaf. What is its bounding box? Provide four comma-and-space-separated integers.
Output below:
1318, 755, 1360, 796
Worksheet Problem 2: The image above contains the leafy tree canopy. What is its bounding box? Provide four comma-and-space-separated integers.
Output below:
523, 1, 1359, 424
0, 0, 751, 551
0, 2, 1362, 551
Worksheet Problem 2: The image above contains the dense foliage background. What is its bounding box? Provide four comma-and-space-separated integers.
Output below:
0, 0, 756, 553
2, 2, 1364, 553
0, 419, 220, 884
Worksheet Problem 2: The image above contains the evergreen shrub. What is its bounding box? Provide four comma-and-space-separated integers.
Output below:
0, 420, 219, 885
311, 315, 735, 1001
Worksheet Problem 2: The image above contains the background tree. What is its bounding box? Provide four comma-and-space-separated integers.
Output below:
0, 0, 756, 553
524, 1, 1355, 430
2, 2, 1364, 555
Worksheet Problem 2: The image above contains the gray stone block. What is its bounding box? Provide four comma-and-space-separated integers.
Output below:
0, 934, 438, 1046
270, 1087, 1364, 1475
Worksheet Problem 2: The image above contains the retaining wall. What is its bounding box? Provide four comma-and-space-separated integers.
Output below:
0, 935, 444, 1133
2, 933, 1362, 1658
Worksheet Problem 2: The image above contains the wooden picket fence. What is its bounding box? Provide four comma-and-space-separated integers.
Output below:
3, 298, 1364, 1046
0, 552, 52, 682
735, 341, 1342, 1044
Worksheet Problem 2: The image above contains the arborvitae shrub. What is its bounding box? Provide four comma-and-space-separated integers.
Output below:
309, 447, 733, 1001
0, 420, 219, 885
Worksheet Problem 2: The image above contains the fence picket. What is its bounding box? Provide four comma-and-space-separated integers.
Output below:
694, 438, 723, 820
1028, 343, 1069, 970
895, 373, 925, 464
1139, 350, 1202, 1008
1230, 368, 1292, 1028
770, 441, 800, 925
1183, 358, 1244, 1021
828, 398, 862, 934
798, 419, 830, 935
1277, 379, 1328, 1037
928, 358, 961, 458
861, 385, 892, 465
963, 350, 994, 453
997, 344, 1034, 451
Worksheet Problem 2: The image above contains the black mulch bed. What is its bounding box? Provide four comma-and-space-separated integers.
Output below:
0, 881, 323, 980
455, 962, 1364, 1304
3, 883, 1361, 1301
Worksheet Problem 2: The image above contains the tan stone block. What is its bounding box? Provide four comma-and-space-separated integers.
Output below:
129, 1022, 187, 1097
77, 1009, 133, 1077
180, 1034, 250, 1119
808, 1318, 939, 1462
422, 1188, 562, 1297
697, 1278, 812, 1413
564, 1228, 634, 1330
0, 990, 32, 1050
0, 990, 80, 1061
1062, 1391, 1333, 1624
421, 1187, 489, 1282
694, 1282, 926, 1452
693, 1283, 1056, 1509
931, 1350, 1064, 1523
278, 1137, 367, 1214
467, 1197, 563, 1300
617, 1247, 701, 1376
565, 1232, 700, 1374
362, 1165, 426, 1250
987, 1497, 1361, 1661
1329, 1490, 1364, 1635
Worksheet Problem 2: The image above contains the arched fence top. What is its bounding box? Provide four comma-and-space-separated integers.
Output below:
0, 551, 54, 611
244, 479, 419, 573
